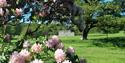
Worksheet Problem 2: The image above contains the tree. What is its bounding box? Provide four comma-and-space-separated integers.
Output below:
75, 0, 122, 40
97, 15, 118, 37
0, 0, 86, 40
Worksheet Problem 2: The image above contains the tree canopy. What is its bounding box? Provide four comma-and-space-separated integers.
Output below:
0, 0, 125, 40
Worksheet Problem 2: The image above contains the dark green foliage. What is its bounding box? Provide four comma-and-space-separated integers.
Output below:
66, 52, 79, 63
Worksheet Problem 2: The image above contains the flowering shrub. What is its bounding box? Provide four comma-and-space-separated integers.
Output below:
0, 35, 86, 63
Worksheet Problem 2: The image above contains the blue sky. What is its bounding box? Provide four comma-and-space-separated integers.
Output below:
104, 0, 113, 2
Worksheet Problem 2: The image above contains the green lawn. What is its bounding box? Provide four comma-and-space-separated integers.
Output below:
60, 32, 125, 63
1, 32, 125, 63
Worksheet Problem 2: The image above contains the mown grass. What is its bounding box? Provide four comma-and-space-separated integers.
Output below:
60, 32, 125, 63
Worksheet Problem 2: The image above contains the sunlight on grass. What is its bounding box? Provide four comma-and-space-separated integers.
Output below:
60, 32, 125, 63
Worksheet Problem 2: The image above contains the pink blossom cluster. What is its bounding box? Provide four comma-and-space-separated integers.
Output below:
45, 35, 64, 49
54, 49, 66, 63
31, 43, 42, 53
0, 0, 7, 7
8, 36, 79, 63
9, 41, 43, 63
19, 49, 31, 61
9, 50, 30, 63
15, 8, 23, 16
38, 11, 48, 17
54, 47, 75, 63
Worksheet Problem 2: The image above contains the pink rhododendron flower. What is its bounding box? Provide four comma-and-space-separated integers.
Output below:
16, 8, 22, 16
19, 49, 31, 61
45, 39, 59, 48
45, 40, 53, 48
9, 51, 25, 63
30, 59, 44, 63
23, 40, 30, 48
51, 35, 60, 45
45, 35, 60, 48
38, 11, 47, 17
66, 47, 75, 54
31, 43, 42, 53
0, 0, 7, 7
62, 60, 72, 63
0, 8, 4, 16
39, 12, 43, 17
54, 49, 66, 63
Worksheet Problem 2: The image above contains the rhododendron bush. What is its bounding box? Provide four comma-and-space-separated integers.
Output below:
0, 35, 86, 63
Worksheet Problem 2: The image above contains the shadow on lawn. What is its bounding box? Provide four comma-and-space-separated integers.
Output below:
92, 37, 125, 48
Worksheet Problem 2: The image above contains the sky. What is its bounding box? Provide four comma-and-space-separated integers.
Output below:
104, 0, 113, 2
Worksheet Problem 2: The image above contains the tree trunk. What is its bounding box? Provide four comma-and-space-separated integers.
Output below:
82, 21, 96, 40
82, 27, 90, 40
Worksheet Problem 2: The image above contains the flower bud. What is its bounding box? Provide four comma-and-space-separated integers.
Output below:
23, 40, 30, 48
16, 8, 22, 16
66, 47, 75, 54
